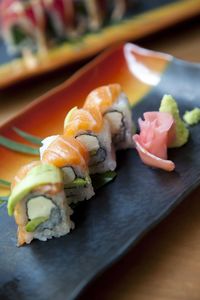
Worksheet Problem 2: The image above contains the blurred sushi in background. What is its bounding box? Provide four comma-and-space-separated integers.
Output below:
42, 0, 78, 40
0, 0, 47, 55
0, 0, 133, 57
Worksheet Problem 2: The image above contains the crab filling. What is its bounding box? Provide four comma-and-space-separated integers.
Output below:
104, 111, 124, 135
62, 167, 76, 185
76, 134, 99, 155
27, 196, 56, 220
63, 167, 89, 197
25, 196, 57, 232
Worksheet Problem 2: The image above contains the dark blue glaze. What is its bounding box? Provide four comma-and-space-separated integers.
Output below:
0, 56, 200, 300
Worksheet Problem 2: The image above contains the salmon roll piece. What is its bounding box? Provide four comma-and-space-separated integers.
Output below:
64, 107, 116, 174
84, 83, 135, 150
42, 0, 77, 40
40, 135, 95, 203
109, 0, 127, 21
0, 0, 47, 55
83, 0, 106, 30
7, 162, 74, 246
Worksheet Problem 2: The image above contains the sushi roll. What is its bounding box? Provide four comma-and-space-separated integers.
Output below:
108, 0, 136, 21
84, 83, 135, 150
83, 0, 106, 31
7, 161, 74, 246
64, 107, 116, 174
28, 0, 47, 52
40, 135, 95, 204
110, 0, 127, 21
42, 0, 77, 40
83, 0, 129, 30
0, 0, 46, 55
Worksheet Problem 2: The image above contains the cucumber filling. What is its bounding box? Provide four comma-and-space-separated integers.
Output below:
64, 177, 90, 189
62, 166, 90, 190
90, 149, 98, 156
26, 216, 48, 232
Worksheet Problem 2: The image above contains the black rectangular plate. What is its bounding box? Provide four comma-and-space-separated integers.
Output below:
0, 56, 200, 300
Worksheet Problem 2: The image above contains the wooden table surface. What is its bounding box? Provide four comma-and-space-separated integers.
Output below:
1, 16, 200, 300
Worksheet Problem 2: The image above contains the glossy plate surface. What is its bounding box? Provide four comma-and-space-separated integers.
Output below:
1, 0, 200, 88
0, 43, 200, 300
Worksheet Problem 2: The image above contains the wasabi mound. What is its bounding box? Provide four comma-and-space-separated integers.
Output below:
183, 108, 200, 125
159, 95, 189, 147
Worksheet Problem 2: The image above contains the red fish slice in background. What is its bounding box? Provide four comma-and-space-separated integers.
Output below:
42, 0, 76, 37
0, 0, 26, 30
0, 0, 42, 32
25, 0, 47, 51
133, 112, 176, 172
55, 0, 75, 29
25, 0, 46, 30
0, 0, 46, 53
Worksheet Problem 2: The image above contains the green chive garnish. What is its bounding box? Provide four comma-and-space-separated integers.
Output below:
13, 127, 42, 146
0, 135, 39, 156
0, 195, 9, 205
0, 179, 11, 187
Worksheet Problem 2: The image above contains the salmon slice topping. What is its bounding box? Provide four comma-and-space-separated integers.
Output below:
64, 108, 103, 135
84, 83, 122, 114
42, 135, 89, 169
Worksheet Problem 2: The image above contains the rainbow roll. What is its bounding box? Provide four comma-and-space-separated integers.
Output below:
7, 161, 74, 246
42, 0, 77, 39
40, 135, 95, 203
84, 83, 135, 150
63, 107, 116, 174
0, 0, 46, 54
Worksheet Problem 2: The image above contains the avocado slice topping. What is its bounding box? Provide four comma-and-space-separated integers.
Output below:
64, 106, 78, 129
